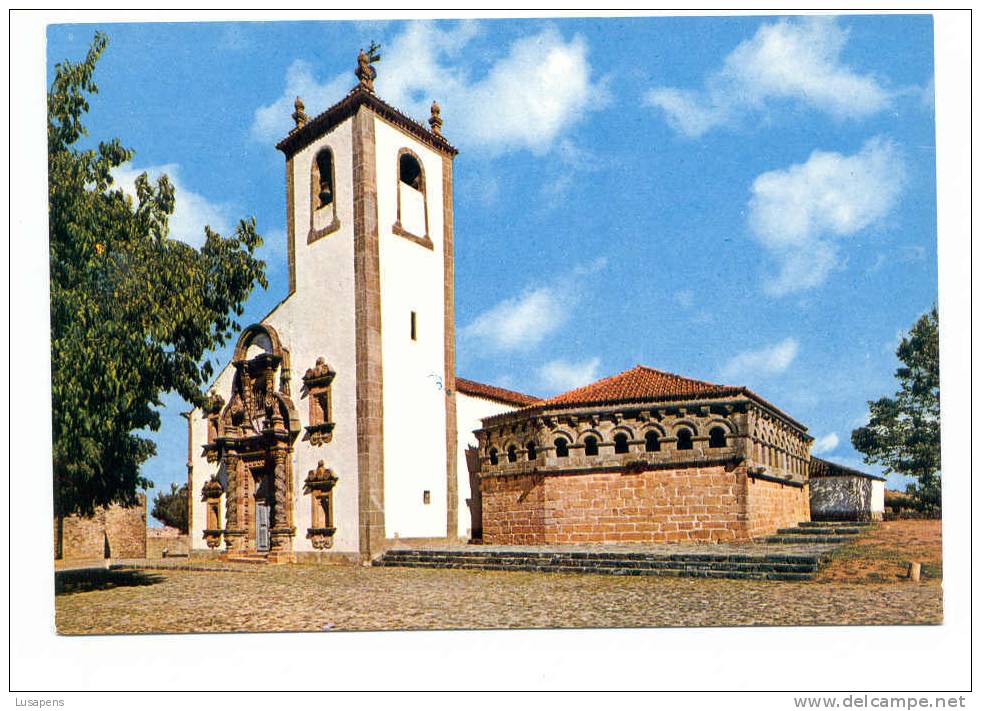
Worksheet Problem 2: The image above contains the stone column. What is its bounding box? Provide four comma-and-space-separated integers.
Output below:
223, 450, 246, 553
352, 105, 386, 561
269, 445, 294, 554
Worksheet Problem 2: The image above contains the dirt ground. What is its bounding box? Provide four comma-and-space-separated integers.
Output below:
817, 519, 942, 583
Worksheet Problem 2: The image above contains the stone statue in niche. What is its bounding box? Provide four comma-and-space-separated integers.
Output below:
302, 357, 336, 446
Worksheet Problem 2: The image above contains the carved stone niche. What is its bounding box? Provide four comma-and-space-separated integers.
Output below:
201, 391, 225, 463
302, 358, 336, 446
304, 460, 338, 550
201, 477, 224, 549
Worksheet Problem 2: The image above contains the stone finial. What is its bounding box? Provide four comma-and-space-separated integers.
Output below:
292, 96, 308, 129
356, 41, 382, 92
429, 100, 443, 137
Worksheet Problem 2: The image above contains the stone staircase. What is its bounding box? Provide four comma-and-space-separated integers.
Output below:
761, 520, 874, 545
373, 548, 828, 581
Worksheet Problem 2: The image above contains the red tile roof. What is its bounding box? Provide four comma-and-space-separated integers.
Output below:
456, 377, 540, 407
541, 365, 738, 407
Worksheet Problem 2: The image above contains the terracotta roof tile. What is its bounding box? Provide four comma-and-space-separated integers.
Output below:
456, 377, 540, 407
541, 365, 737, 407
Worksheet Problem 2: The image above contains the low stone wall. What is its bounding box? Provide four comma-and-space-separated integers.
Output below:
481, 463, 805, 545
810, 476, 884, 521
147, 535, 190, 559
55, 496, 147, 560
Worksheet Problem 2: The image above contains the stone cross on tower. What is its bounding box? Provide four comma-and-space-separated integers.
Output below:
356, 41, 381, 92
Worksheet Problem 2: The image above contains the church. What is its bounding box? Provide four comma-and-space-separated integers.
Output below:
186, 48, 883, 564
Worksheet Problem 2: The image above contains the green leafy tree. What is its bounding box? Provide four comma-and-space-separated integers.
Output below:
851, 307, 941, 510
151, 483, 189, 532
50, 33, 267, 517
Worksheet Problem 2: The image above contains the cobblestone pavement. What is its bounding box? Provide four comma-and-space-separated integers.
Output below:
54, 564, 942, 635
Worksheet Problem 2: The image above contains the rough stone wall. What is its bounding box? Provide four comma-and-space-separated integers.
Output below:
55, 496, 147, 560
810, 476, 880, 521
482, 464, 779, 545
481, 474, 547, 545
744, 477, 809, 539
147, 534, 189, 559
57, 509, 107, 559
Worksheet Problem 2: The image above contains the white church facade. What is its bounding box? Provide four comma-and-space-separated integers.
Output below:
186, 51, 536, 563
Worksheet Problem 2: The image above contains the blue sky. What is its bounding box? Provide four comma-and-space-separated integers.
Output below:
47, 15, 936, 520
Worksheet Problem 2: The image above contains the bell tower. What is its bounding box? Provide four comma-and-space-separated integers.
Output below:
275, 46, 460, 558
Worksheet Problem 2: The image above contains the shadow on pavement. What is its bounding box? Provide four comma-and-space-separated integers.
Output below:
55, 568, 165, 595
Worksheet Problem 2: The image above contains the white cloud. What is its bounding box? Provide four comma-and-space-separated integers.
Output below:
720, 337, 799, 381
251, 22, 607, 154
812, 432, 840, 455
461, 258, 606, 353
645, 17, 891, 137
748, 137, 906, 295
538, 357, 601, 393
251, 60, 350, 143
110, 163, 234, 248
463, 286, 565, 352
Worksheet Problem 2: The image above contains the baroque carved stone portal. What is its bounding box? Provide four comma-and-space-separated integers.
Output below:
209, 324, 300, 557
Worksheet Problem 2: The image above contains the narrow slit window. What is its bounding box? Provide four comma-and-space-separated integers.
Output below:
645, 431, 660, 452
526, 441, 537, 461
584, 436, 599, 456
677, 428, 694, 451
554, 438, 569, 458
614, 433, 630, 454
709, 427, 727, 448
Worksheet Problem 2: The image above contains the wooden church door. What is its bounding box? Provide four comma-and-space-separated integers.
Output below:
256, 504, 271, 552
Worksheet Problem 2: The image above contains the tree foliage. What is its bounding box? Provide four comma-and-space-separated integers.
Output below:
151, 483, 189, 533
851, 307, 941, 510
50, 33, 267, 516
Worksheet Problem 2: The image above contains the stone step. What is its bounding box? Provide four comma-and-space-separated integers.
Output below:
385, 552, 820, 564
379, 560, 818, 576
373, 548, 824, 581
383, 554, 821, 570
776, 526, 863, 536
223, 554, 269, 564
762, 535, 851, 544
798, 520, 873, 528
